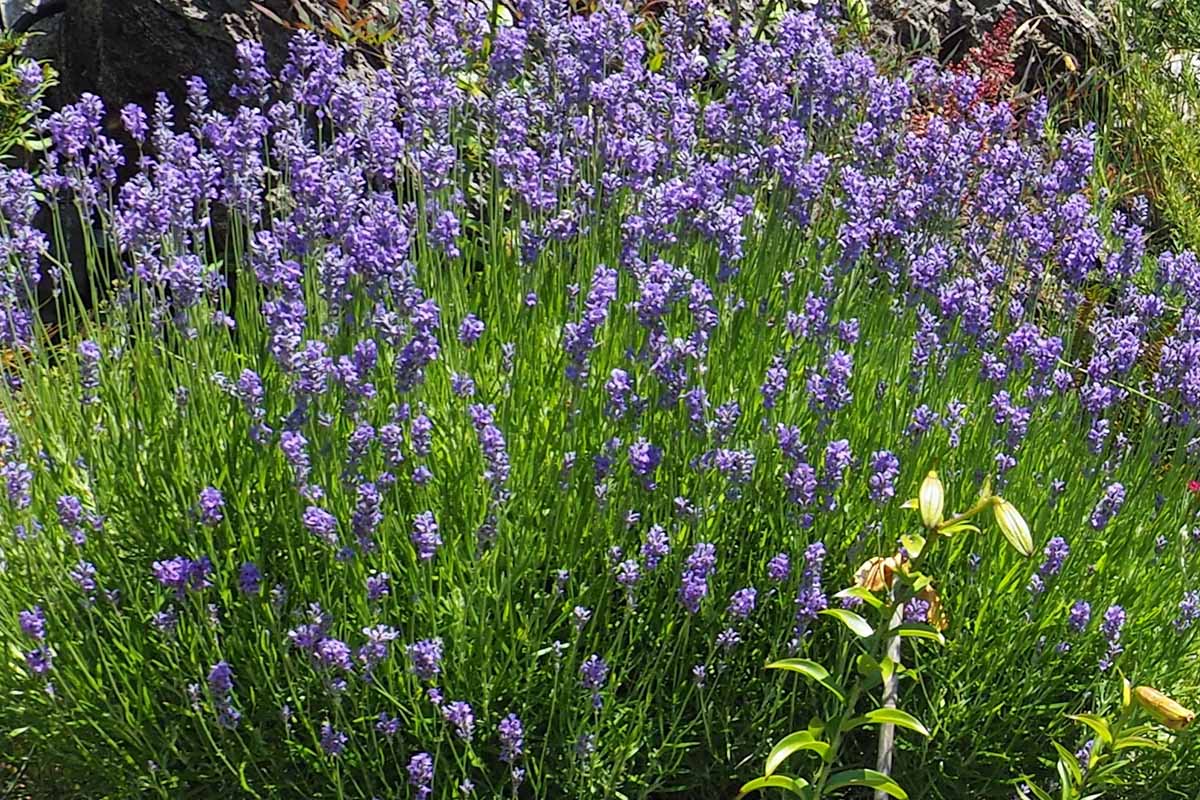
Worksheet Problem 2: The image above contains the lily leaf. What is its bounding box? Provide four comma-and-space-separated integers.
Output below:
766, 658, 845, 702
736, 775, 812, 798
764, 732, 831, 776
825, 768, 908, 799
819, 608, 873, 638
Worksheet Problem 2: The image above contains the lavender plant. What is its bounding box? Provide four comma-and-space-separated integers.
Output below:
0, 0, 1198, 797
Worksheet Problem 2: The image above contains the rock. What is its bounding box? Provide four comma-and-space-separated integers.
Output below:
54, 0, 296, 119
1, 0, 36, 28
868, 0, 1114, 84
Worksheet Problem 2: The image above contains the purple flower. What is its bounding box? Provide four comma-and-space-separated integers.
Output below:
806, 350, 854, 416
767, 553, 791, 583
18, 606, 46, 641
628, 438, 662, 489
442, 700, 476, 741
24, 647, 53, 676
231, 39, 271, 103
727, 587, 757, 620
640, 525, 671, 570
450, 372, 476, 398
679, 543, 716, 614
314, 637, 354, 672
615, 559, 641, 589
1099, 605, 1126, 671
1039, 537, 1070, 579
357, 624, 399, 675
280, 431, 311, 486
198, 487, 224, 526
469, 404, 510, 493
408, 752, 434, 799
207, 661, 240, 728
1090, 483, 1126, 530
580, 654, 609, 709
78, 340, 102, 405
867, 450, 900, 504
56, 495, 84, 528
3, 461, 32, 510
563, 265, 618, 382
70, 561, 98, 596
411, 511, 442, 562
1175, 591, 1200, 631
906, 404, 936, 438
716, 627, 741, 650
793, 542, 828, 641
458, 313, 485, 347
152, 556, 212, 598
151, 607, 178, 635
303, 506, 339, 547
351, 482, 383, 552
903, 597, 930, 624
1076, 739, 1095, 774
376, 712, 400, 737
572, 605, 592, 631
238, 562, 261, 596
761, 356, 788, 410
121, 103, 148, 141
406, 638, 444, 681
499, 712, 524, 764
367, 572, 391, 604
319, 721, 347, 757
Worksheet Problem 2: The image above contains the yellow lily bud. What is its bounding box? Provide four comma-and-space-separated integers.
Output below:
992, 497, 1034, 557
919, 470, 944, 529
1134, 686, 1196, 731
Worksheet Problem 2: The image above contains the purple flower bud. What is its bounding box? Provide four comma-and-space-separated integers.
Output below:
198, 487, 224, 526
238, 562, 261, 596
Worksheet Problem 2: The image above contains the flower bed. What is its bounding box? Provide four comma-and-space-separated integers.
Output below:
0, 2, 1198, 798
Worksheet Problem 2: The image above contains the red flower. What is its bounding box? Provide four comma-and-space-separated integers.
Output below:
1189, 480, 1200, 494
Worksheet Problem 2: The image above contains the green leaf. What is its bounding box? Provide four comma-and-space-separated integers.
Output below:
819, 608, 873, 638
1068, 714, 1114, 746
937, 521, 980, 537
845, 708, 931, 737
834, 586, 883, 609
736, 774, 812, 798
764, 731, 831, 775
856, 653, 880, 678
825, 768, 908, 799
1112, 735, 1165, 751
892, 623, 945, 645
879, 655, 895, 684
766, 659, 846, 702
1014, 779, 1054, 800
1052, 742, 1083, 786
900, 533, 926, 559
